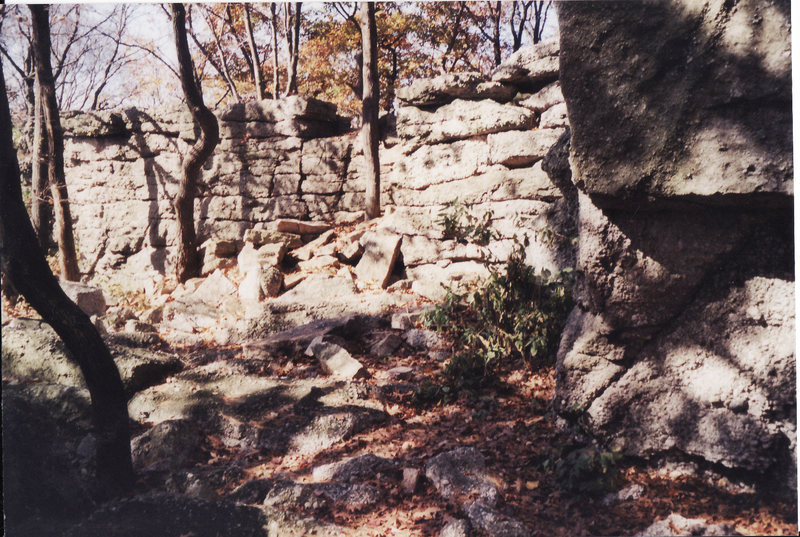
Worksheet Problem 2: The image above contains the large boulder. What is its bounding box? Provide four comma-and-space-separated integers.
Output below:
554, 0, 795, 494
557, 0, 792, 208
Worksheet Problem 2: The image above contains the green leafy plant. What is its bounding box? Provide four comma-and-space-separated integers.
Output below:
436, 199, 497, 246
415, 200, 574, 405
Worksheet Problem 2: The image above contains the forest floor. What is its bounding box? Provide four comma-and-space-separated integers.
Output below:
162, 336, 797, 537
2, 269, 797, 536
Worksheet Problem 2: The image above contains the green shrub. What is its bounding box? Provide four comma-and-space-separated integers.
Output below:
414, 201, 573, 405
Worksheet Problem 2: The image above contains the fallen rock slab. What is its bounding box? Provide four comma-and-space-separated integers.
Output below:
355, 231, 401, 288
404, 328, 445, 350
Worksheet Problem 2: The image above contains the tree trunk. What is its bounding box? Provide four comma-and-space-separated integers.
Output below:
171, 3, 220, 283
270, 3, 280, 99
30, 96, 52, 250
360, 1, 380, 220
492, 1, 502, 67
30, 4, 80, 281
286, 2, 302, 94
0, 59, 134, 499
243, 4, 265, 100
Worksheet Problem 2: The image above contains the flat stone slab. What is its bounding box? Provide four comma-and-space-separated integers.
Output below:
312, 453, 398, 483
272, 219, 331, 235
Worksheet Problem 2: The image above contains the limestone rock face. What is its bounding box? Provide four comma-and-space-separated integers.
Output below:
555, 0, 795, 494
557, 0, 792, 207
397, 99, 537, 143
397, 72, 515, 107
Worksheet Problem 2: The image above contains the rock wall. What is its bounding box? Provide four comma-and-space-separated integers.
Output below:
554, 0, 795, 493
59, 43, 573, 293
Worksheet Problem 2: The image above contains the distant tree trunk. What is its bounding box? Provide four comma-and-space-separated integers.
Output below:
270, 3, 280, 99
30, 97, 52, 250
171, 3, 220, 283
0, 60, 134, 499
360, 1, 380, 220
30, 4, 80, 281
243, 4, 265, 100
285, 2, 302, 94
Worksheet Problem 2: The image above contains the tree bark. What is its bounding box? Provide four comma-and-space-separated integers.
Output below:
0, 59, 134, 499
270, 3, 280, 99
30, 4, 80, 281
360, 1, 380, 220
171, 3, 220, 283
30, 96, 52, 250
243, 4, 265, 100
286, 2, 302, 94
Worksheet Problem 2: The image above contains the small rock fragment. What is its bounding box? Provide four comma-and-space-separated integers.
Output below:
401, 467, 421, 495
306, 336, 367, 379
370, 334, 404, 357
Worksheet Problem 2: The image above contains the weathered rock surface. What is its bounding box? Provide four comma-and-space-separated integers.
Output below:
2, 384, 95, 536
555, 0, 795, 494
465, 502, 531, 537
557, 1, 792, 207
2, 319, 182, 395
397, 99, 537, 143
64, 493, 270, 537
440, 519, 471, 537
312, 453, 398, 483
397, 72, 514, 107
425, 447, 498, 507
634, 513, 742, 537
59, 280, 107, 316
306, 335, 367, 379
131, 418, 203, 470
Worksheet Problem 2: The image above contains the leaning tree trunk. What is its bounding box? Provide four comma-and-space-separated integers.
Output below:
171, 3, 220, 283
360, 1, 380, 220
30, 4, 80, 281
0, 59, 134, 499
30, 96, 52, 250
243, 4, 265, 100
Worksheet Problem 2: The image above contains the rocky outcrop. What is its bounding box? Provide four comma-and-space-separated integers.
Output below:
554, 0, 794, 494
57, 42, 573, 301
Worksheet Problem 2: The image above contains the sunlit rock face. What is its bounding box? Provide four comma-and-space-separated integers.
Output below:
554, 0, 794, 494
